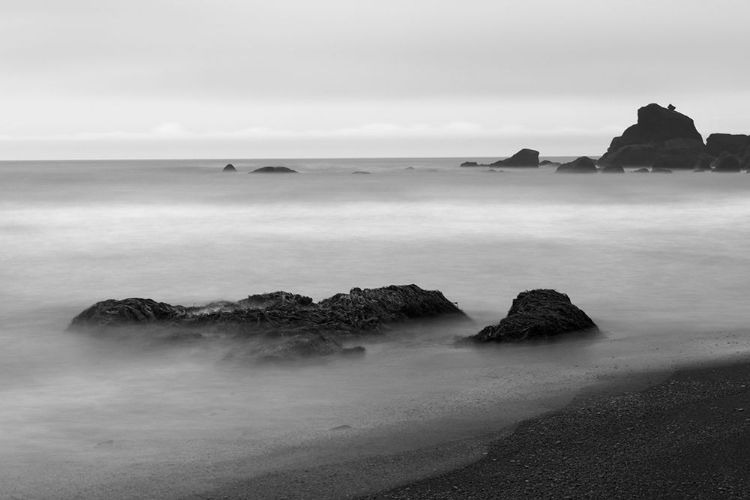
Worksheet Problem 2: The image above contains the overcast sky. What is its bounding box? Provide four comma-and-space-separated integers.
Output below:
1, 0, 748, 159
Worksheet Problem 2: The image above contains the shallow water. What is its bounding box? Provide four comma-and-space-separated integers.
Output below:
2, 158, 750, 498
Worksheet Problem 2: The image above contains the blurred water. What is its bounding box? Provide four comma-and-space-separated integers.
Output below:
2, 158, 750, 498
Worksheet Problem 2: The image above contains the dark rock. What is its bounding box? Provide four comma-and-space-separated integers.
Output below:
352, 171, 371, 174
599, 103, 706, 166
460, 161, 479, 167
556, 156, 598, 173
706, 133, 750, 157
651, 168, 673, 174
69, 285, 465, 339
713, 154, 741, 173
471, 289, 596, 343
250, 334, 349, 363
651, 152, 698, 170
696, 156, 714, 171
539, 160, 561, 167
251, 166, 298, 174
600, 164, 625, 174
491, 148, 539, 168
632, 168, 650, 173
223, 164, 237, 172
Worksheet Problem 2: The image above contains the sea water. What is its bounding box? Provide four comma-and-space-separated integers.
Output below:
2, 158, 750, 498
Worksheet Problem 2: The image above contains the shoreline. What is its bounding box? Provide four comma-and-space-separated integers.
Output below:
359, 355, 750, 499
186, 358, 692, 499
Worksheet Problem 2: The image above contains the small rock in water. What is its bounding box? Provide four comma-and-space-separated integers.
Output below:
329, 425, 353, 431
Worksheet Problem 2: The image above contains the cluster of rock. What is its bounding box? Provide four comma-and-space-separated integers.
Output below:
69, 284, 601, 363
597, 103, 750, 172
460, 149, 540, 168
68, 285, 466, 364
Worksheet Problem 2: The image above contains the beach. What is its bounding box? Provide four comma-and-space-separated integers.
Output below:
193, 357, 750, 499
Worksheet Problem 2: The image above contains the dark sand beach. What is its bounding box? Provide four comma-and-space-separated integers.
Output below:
194, 357, 750, 500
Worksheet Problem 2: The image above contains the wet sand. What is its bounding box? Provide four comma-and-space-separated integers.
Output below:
187, 356, 750, 500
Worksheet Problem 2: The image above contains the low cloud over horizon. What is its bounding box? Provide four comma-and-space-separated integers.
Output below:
2, 0, 748, 160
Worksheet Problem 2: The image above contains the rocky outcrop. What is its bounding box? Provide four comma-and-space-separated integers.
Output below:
70, 285, 465, 335
251, 166, 298, 174
632, 168, 650, 173
600, 164, 625, 174
223, 164, 237, 172
491, 149, 539, 167
471, 289, 596, 343
539, 160, 561, 167
713, 154, 741, 173
651, 153, 700, 170
706, 134, 750, 157
599, 104, 706, 166
556, 157, 598, 173
460, 149, 539, 168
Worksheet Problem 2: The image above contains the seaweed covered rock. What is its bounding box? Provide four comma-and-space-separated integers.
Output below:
472, 289, 596, 343
69, 285, 465, 339
69, 298, 193, 329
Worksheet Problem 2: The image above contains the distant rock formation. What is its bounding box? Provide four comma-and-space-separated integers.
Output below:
555, 156, 598, 173
539, 160, 562, 167
706, 134, 750, 157
460, 149, 539, 168
69, 285, 466, 363
352, 171, 371, 174
632, 168, 650, 173
598, 103, 706, 167
491, 149, 539, 167
223, 164, 237, 172
713, 154, 742, 173
651, 168, 673, 174
470, 289, 597, 343
600, 164, 625, 174
251, 166, 298, 174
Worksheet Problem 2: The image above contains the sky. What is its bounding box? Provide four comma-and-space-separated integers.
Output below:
1, 0, 749, 160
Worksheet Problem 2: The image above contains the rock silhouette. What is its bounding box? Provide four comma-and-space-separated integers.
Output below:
556, 157, 598, 173
251, 166, 298, 174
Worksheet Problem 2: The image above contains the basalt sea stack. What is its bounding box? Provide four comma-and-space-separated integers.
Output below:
471, 289, 596, 342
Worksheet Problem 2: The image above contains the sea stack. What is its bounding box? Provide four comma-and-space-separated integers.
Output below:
598, 103, 707, 167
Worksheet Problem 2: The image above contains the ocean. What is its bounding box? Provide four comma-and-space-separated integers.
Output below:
2, 157, 750, 498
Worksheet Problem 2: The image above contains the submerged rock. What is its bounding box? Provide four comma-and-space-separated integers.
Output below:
706, 133, 750, 157
556, 156, 598, 173
460, 161, 479, 167
251, 166, 298, 174
471, 289, 596, 343
632, 168, 650, 173
223, 163, 238, 172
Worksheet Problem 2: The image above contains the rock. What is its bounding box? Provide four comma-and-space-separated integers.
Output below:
651, 152, 698, 170
251, 166, 298, 174
69, 285, 466, 339
352, 171, 371, 174
651, 168, 673, 174
539, 160, 561, 167
599, 103, 706, 166
223, 164, 237, 172
250, 334, 349, 363
460, 161, 479, 167
600, 164, 625, 174
491, 148, 539, 168
713, 154, 741, 173
706, 133, 750, 157
471, 289, 597, 343
556, 156, 598, 173
632, 168, 650, 173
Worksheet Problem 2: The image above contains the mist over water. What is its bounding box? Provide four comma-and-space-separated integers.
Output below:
2, 158, 750, 498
